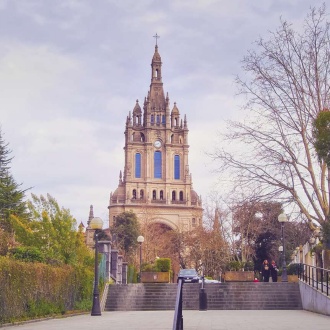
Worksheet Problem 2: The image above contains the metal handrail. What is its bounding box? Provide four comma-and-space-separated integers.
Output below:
298, 263, 330, 296
173, 278, 184, 330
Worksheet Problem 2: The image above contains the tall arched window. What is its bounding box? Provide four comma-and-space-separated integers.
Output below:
156, 115, 160, 124
135, 153, 141, 178
151, 115, 154, 124
152, 190, 156, 200
133, 189, 137, 199
172, 191, 176, 201
179, 191, 184, 201
154, 151, 162, 178
174, 155, 180, 179
162, 115, 165, 124
140, 190, 144, 199
160, 190, 164, 200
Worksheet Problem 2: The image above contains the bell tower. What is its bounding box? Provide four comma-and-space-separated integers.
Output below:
108, 38, 203, 232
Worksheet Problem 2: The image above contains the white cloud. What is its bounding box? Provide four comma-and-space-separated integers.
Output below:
0, 42, 82, 121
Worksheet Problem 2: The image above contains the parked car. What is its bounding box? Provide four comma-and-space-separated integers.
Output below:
178, 269, 199, 283
199, 277, 220, 284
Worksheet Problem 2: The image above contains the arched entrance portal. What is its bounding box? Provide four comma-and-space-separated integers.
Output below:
142, 222, 181, 275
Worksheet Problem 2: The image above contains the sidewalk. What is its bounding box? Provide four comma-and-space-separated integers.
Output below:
1, 310, 329, 330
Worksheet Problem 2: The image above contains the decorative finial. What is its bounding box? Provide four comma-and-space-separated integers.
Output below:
153, 33, 160, 46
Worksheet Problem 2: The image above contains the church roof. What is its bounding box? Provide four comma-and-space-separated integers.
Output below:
171, 102, 180, 115
133, 100, 141, 114
111, 184, 125, 203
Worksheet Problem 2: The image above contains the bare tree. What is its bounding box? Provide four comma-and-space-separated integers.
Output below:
212, 5, 330, 231
184, 211, 230, 279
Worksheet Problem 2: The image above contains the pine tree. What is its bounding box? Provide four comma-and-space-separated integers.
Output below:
0, 128, 28, 233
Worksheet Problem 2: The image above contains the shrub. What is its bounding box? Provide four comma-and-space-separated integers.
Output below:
9, 246, 45, 263
0, 257, 94, 324
155, 258, 171, 272
142, 263, 156, 272
127, 264, 137, 283
225, 261, 254, 271
287, 263, 303, 275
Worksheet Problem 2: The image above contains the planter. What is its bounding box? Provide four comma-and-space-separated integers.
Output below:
223, 271, 254, 282
141, 271, 171, 283
278, 275, 298, 282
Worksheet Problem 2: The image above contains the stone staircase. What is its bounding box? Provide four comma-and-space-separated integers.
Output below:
206, 282, 302, 310
104, 282, 302, 311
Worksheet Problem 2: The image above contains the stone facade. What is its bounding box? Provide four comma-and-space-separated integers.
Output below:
108, 43, 203, 231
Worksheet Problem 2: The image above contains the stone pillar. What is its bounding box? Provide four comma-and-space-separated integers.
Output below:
122, 262, 128, 284
98, 241, 111, 282
117, 255, 123, 284
111, 250, 119, 283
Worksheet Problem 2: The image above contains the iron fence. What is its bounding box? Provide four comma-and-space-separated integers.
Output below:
298, 263, 330, 297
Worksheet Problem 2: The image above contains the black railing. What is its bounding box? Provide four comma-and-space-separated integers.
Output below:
173, 278, 183, 330
298, 263, 330, 297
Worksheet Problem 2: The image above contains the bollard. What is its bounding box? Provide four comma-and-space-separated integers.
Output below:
199, 287, 207, 311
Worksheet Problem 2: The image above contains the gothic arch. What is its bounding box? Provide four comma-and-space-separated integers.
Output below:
148, 217, 178, 231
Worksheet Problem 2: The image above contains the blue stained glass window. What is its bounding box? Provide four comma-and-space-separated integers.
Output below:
135, 153, 141, 178
162, 115, 165, 124
174, 155, 180, 179
151, 115, 154, 124
154, 151, 162, 178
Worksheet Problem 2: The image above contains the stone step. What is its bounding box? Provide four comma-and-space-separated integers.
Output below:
104, 282, 302, 311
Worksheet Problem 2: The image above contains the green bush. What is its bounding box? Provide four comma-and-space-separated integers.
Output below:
155, 258, 171, 272
141, 258, 172, 272
9, 246, 45, 263
287, 263, 303, 275
142, 263, 156, 272
0, 257, 94, 324
226, 261, 254, 271
127, 264, 137, 283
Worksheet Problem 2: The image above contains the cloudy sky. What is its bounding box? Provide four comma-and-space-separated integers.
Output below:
0, 0, 325, 227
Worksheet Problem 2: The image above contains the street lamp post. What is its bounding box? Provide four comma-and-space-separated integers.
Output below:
137, 235, 144, 283
278, 213, 288, 282
90, 217, 103, 316
278, 245, 283, 272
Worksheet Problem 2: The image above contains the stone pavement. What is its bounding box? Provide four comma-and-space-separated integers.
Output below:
1, 310, 330, 330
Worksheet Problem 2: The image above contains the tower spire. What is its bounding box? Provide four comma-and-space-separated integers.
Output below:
149, 36, 165, 110
87, 205, 94, 228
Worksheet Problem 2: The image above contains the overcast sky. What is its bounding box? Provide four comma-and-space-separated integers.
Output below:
0, 0, 325, 227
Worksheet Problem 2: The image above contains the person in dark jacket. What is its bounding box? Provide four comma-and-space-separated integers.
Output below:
261, 259, 270, 282
270, 260, 278, 282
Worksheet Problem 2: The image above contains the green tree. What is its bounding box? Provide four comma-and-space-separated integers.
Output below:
111, 211, 140, 260
313, 110, 330, 167
11, 193, 93, 265
0, 128, 29, 234
313, 109, 330, 245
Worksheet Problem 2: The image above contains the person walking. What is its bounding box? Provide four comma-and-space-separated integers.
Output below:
270, 260, 279, 282
261, 259, 270, 282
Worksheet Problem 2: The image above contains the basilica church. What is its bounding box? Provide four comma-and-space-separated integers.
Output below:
108, 41, 203, 232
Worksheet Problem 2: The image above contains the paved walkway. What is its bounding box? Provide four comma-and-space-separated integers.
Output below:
1, 310, 330, 330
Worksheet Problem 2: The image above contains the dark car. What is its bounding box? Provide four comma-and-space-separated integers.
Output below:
178, 269, 199, 283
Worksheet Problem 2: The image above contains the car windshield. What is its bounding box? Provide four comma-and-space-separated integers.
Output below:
179, 269, 197, 275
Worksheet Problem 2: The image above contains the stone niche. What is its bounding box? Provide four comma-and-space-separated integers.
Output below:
223, 271, 255, 282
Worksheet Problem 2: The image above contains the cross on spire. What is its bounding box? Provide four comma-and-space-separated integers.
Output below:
153, 33, 160, 46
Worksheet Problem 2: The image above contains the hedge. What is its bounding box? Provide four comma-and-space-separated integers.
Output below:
0, 257, 94, 324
